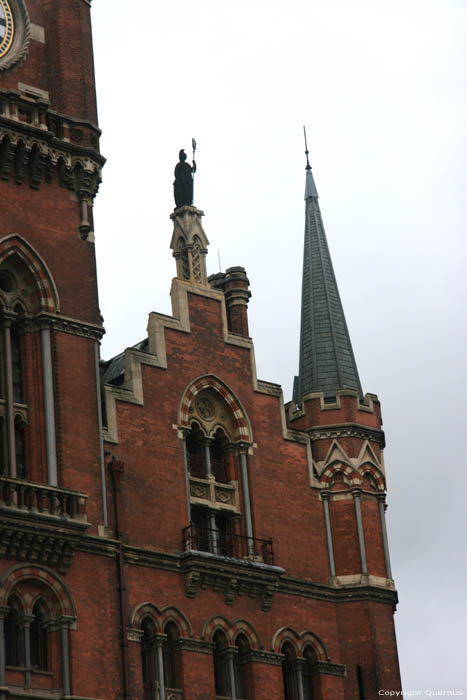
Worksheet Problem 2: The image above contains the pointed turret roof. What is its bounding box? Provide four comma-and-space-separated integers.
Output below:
296, 147, 362, 402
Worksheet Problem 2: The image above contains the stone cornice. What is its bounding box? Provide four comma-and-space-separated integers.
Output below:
246, 649, 283, 666
308, 422, 385, 448
23, 313, 104, 341
278, 575, 398, 607
173, 638, 215, 655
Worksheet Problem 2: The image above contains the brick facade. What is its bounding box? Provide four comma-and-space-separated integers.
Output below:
0, 2, 401, 699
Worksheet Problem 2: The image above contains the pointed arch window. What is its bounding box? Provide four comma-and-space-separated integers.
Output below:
213, 630, 230, 697
234, 633, 250, 699
282, 642, 299, 700
211, 428, 229, 483
141, 618, 156, 692
5, 595, 23, 667
162, 622, 179, 690
302, 646, 317, 699
186, 422, 206, 479
30, 601, 48, 670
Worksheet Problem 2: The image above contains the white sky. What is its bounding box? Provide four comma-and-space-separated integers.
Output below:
91, 0, 467, 691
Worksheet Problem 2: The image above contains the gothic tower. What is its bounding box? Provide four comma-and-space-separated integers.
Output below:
0, 2, 401, 699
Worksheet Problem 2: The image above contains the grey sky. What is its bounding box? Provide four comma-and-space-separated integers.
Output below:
91, 0, 467, 691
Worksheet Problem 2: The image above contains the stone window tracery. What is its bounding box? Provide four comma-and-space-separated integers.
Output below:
192, 235, 202, 283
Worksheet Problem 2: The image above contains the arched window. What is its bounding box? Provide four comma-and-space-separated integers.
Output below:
141, 618, 156, 694
234, 633, 250, 699
211, 428, 229, 483
5, 595, 23, 667
282, 642, 298, 700
213, 630, 230, 697
302, 645, 316, 699
186, 423, 206, 478
30, 601, 48, 670
163, 622, 179, 690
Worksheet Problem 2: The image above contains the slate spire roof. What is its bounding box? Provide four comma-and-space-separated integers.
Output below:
296, 150, 363, 402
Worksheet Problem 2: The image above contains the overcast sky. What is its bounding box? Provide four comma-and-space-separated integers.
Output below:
91, 0, 467, 691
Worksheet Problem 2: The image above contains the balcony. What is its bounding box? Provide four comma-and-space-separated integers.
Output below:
0, 475, 90, 573
182, 523, 274, 565
181, 524, 282, 611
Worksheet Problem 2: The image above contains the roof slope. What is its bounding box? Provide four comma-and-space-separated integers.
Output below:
297, 167, 362, 401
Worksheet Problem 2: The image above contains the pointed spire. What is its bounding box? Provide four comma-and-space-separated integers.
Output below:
296, 132, 362, 403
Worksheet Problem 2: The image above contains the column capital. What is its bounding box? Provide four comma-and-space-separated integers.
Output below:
19, 614, 35, 629
151, 633, 168, 648
237, 442, 250, 455
321, 490, 331, 501
0, 606, 9, 620
376, 492, 387, 504
351, 487, 363, 498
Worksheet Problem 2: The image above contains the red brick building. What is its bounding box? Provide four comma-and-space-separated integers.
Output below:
0, 1, 401, 698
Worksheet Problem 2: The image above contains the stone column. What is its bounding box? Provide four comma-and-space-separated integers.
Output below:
209, 509, 218, 554
3, 321, 16, 478
353, 489, 368, 576
203, 439, 212, 477
294, 659, 305, 700
226, 649, 237, 700
239, 446, 254, 555
377, 494, 393, 579
155, 637, 166, 700
58, 618, 71, 697
20, 614, 34, 689
40, 328, 58, 486
321, 492, 336, 577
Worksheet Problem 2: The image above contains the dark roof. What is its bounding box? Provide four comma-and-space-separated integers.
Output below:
100, 338, 149, 387
297, 169, 362, 401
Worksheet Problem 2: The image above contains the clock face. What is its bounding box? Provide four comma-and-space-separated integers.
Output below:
0, 0, 14, 59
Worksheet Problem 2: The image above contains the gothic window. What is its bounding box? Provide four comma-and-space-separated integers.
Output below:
5, 595, 23, 667
215, 512, 234, 557
186, 423, 206, 478
141, 618, 156, 694
211, 428, 229, 483
190, 507, 211, 552
302, 646, 316, 699
282, 642, 298, 700
0, 289, 29, 479
30, 601, 48, 670
192, 235, 202, 283
162, 622, 179, 690
234, 634, 250, 699
213, 630, 230, 697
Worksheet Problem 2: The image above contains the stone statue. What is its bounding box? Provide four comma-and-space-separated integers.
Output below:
173, 149, 196, 207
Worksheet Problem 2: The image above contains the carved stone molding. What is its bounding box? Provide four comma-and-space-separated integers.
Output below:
180, 550, 284, 612
246, 649, 283, 666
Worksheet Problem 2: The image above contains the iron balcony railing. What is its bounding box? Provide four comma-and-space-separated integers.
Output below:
182, 523, 274, 565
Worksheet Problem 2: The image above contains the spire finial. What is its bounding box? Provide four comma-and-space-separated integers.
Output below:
303, 125, 311, 171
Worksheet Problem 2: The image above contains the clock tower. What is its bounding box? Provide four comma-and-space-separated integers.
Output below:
0, 2, 111, 696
